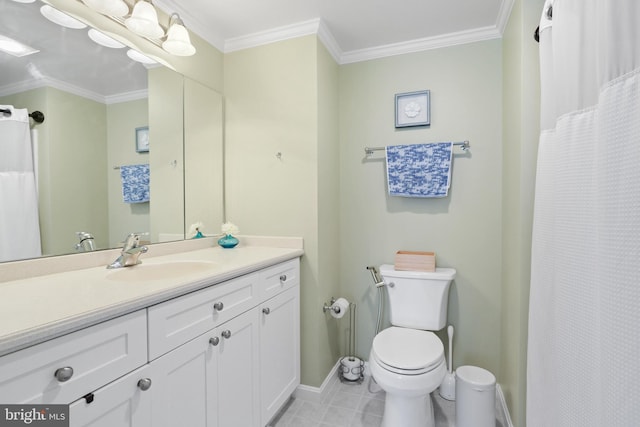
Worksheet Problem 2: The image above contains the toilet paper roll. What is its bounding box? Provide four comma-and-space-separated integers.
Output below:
341, 356, 362, 381
330, 298, 350, 319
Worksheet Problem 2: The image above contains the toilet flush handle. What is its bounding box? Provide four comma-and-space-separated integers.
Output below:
376, 281, 394, 288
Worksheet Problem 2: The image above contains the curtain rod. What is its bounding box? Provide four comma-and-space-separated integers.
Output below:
1, 108, 46, 123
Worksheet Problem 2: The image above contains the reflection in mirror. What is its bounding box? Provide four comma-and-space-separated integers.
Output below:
184, 78, 224, 237
0, 0, 195, 262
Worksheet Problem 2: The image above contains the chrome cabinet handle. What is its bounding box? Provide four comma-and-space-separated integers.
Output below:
262, 307, 271, 315
279, 275, 287, 282
209, 336, 220, 346
221, 330, 231, 339
137, 378, 152, 391
54, 367, 74, 382
213, 302, 224, 311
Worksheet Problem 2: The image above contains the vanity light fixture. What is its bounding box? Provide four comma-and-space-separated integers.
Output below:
125, 0, 164, 39
81, 0, 128, 18
40, 5, 87, 29
76, 0, 196, 57
10, 0, 36, 3
126, 48, 157, 65
162, 13, 196, 56
0, 34, 39, 57
87, 28, 125, 48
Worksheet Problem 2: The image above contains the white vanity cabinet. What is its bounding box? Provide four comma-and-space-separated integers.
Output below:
0, 257, 300, 427
148, 258, 299, 427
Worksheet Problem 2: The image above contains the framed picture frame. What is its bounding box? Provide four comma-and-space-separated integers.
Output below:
395, 90, 430, 128
135, 126, 149, 153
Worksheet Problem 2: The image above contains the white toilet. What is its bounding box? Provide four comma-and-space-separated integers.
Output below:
369, 264, 456, 427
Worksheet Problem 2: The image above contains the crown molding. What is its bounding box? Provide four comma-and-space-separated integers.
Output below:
224, 19, 322, 53
496, 0, 515, 34
316, 20, 341, 64
104, 89, 149, 105
339, 25, 503, 64
0, 78, 147, 105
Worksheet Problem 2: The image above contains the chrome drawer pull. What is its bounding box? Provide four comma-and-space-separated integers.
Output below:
279, 275, 287, 282
262, 307, 271, 315
54, 367, 74, 382
209, 336, 220, 346
221, 330, 231, 339
213, 302, 224, 311
137, 378, 152, 391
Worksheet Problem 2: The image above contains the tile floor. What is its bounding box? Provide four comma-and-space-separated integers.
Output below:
270, 375, 508, 427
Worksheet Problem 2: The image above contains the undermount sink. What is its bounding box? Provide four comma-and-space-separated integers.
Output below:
106, 261, 218, 282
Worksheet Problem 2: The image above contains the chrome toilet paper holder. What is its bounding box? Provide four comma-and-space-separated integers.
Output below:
322, 297, 341, 314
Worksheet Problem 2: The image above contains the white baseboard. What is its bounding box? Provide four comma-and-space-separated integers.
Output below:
293, 359, 341, 403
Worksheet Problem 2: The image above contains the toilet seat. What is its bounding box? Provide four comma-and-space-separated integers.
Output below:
371, 327, 444, 375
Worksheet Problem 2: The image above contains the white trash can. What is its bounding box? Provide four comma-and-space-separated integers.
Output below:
455, 365, 496, 427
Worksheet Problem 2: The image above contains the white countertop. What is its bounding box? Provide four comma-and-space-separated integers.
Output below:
0, 239, 303, 357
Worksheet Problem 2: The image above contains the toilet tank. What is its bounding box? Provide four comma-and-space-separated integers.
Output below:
380, 264, 456, 330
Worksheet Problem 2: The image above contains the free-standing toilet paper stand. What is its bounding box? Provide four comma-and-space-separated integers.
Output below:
323, 297, 365, 383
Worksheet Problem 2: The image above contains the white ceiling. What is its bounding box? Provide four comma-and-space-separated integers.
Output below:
156, 0, 513, 63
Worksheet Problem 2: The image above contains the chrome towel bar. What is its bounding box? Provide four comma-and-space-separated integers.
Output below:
364, 140, 470, 157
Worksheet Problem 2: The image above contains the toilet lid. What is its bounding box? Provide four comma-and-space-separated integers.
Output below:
372, 327, 443, 374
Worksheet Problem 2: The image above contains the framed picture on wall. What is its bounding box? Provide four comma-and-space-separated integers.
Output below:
395, 90, 430, 128
135, 126, 149, 153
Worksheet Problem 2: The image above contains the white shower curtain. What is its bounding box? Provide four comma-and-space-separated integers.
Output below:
528, 1, 640, 426
0, 106, 41, 262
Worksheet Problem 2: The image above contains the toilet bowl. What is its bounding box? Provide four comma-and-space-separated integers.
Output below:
370, 265, 455, 427
369, 327, 446, 427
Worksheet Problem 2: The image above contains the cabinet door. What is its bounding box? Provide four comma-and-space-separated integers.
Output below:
150, 334, 217, 427
69, 365, 153, 427
213, 309, 260, 427
260, 286, 300, 425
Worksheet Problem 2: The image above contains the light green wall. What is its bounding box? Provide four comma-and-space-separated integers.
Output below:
106, 99, 149, 247
501, 0, 543, 425
224, 35, 341, 386
339, 41, 504, 375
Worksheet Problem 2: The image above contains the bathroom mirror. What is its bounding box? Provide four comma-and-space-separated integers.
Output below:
0, 0, 223, 263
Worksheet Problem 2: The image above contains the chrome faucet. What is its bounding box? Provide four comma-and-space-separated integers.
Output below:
75, 231, 96, 252
107, 233, 148, 269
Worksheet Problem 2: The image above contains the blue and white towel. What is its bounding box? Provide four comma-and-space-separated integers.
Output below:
385, 142, 453, 198
120, 164, 150, 203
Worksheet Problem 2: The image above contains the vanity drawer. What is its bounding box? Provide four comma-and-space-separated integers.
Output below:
259, 259, 300, 301
147, 272, 259, 360
0, 310, 147, 404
